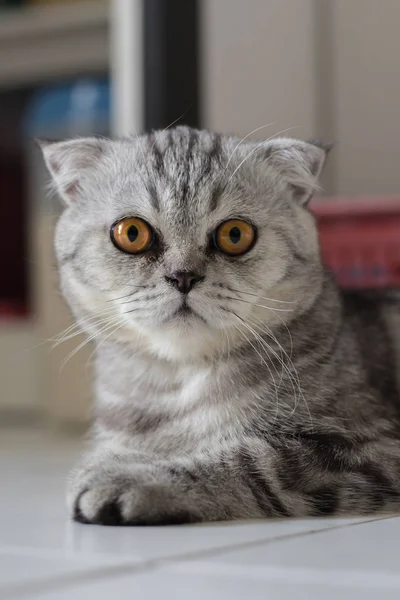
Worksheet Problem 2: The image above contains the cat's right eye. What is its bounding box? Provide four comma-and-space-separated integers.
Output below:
213, 219, 256, 256
110, 217, 154, 254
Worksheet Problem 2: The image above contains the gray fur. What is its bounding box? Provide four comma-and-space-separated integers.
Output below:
40, 127, 400, 525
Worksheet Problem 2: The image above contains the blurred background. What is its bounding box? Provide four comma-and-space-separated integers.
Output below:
0, 0, 399, 433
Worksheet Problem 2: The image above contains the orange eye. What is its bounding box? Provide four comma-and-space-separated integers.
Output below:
214, 219, 256, 256
111, 217, 154, 254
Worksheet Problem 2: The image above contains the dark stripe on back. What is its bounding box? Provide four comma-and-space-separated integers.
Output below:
292, 430, 361, 472
308, 484, 339, 515
291, 430, 399, 506
294, 430, 360, 449
239, 448, 290, 517
357, 462, 399, 509
275, 442, 307, 490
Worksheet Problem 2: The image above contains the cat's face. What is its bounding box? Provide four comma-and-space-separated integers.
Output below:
40, 127, 327, 362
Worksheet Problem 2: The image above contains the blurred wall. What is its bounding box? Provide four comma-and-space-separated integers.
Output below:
334, 0, 400, 194
202, 0, 400, 196
0, 324, 40, 418
202, 0, 317, 141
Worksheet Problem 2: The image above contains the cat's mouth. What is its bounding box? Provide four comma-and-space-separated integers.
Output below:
172, 300, 206, 323
175, 301, 195, 318
177, 304, 193, 315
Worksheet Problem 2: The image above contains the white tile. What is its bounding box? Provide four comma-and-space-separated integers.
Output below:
207, 516, 400, 573
58, 516, 367, 563
1, 431, 394, 599
0, 551, 124, 596
168, 560, 400, 591
0, 511, 365, 566
12, 566, 400, 600
0, 430, 367, 565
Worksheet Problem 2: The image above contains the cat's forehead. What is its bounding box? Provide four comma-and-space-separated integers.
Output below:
144, 126, 225, 165
139, 127, 226, 211
102, 127, 280, 231
112, 128, 239, 222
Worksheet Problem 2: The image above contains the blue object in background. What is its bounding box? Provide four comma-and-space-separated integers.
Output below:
23, 78, 111, 217
22, 78, 110, 139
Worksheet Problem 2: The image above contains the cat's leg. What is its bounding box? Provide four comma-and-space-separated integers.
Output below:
67, 440, 283, 525
68, 436, 400, 525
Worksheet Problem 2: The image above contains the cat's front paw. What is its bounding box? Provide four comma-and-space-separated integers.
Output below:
71, 478, 138, 526
68, 467, 200, 526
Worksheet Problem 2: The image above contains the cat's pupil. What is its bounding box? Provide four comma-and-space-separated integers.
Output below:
229, 227, 241, 244
127, 225, 138, 243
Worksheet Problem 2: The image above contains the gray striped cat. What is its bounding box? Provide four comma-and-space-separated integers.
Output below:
40, 127, 400, 525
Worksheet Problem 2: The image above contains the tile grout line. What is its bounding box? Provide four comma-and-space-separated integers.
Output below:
1, 514, 396, 600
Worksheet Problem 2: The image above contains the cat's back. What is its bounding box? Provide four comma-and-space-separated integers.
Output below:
341, 289, 400, 397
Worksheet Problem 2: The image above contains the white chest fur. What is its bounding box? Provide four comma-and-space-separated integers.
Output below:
94, 346, 244, 455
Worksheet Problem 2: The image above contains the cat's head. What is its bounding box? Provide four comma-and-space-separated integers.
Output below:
40, 127, 329, 362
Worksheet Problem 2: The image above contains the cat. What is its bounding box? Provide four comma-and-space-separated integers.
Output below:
39, 126, 400, 525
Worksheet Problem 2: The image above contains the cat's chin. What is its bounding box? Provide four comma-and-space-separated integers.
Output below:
168, 305, 207, 325
159, 310, 210, 333
137, 299, 210, 328
140, 317, 227, 363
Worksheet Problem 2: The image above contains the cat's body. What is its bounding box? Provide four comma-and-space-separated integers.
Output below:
40, 127, 400, 524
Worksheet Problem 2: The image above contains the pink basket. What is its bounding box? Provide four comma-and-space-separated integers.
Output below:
310, 196, 400, 289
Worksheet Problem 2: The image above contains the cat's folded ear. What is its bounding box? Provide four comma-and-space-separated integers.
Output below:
37, 137, 106, 205
261, 138, 332, 206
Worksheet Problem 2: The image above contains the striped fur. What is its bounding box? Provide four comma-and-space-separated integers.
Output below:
40, 127, 400, 525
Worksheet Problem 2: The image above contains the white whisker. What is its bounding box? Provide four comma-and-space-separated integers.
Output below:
235, 316, 287, 409
227, 125, 302, 184
151, 113, 188, 151
53, 307, 119, 345
232, 319, 284, 423
228, 287, 296, 305
85, 320, 126, 376
59, 316, 122, 372
105, 287, 149, 302
247, 316, 312, 423
245, 316, 296, 401
233, 321, 279, 393
52, 314, 120, 346
224, 123, 274, 171
227, 296, 293, 313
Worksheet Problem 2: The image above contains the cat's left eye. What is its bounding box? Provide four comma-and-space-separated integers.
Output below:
110, 217, 154, 254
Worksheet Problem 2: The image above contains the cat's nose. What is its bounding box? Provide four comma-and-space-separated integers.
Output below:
165, 271, 204, 294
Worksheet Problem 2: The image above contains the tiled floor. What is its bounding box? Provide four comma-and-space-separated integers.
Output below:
1, 429, 399, 599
